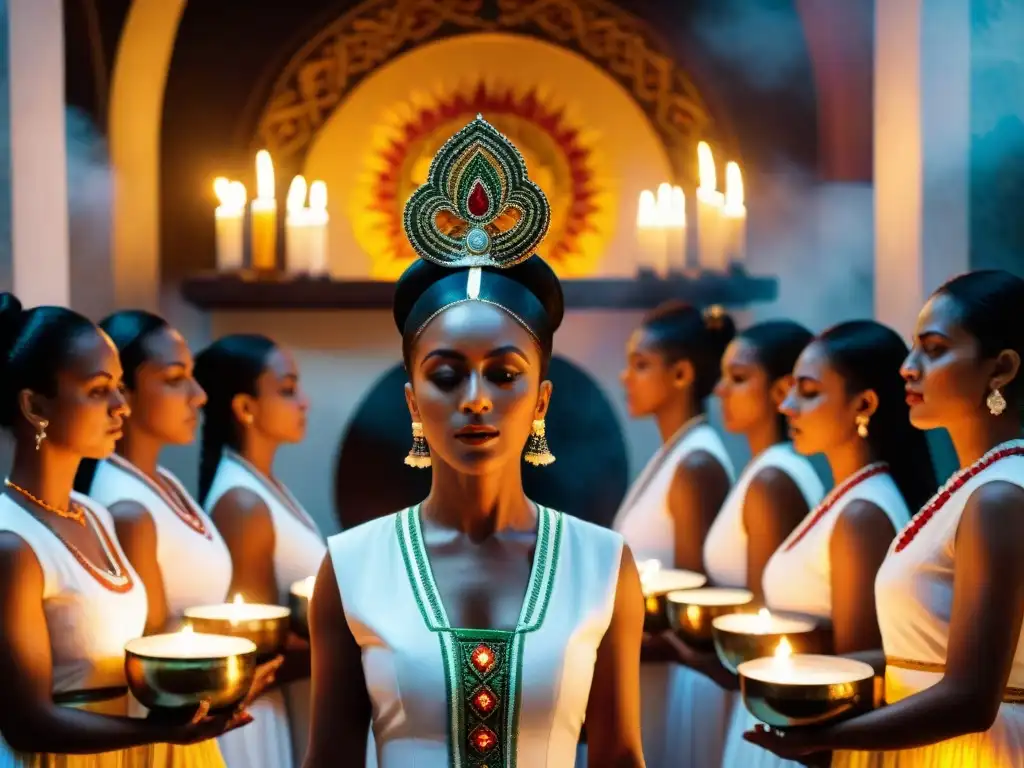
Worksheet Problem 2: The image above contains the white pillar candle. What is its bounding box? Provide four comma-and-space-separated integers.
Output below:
214, 177, 246, 272
250, 150, 277, 271
285, 175, 310, 274
307, 180, 329, 276
664, 184, 687, 274
696, 141, 727, 272
635, 190, 666, 275
722, 161, 747, 267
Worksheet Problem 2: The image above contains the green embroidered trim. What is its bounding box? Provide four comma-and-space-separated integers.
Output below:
452, 628, 513, 767
394, 504, 562, 767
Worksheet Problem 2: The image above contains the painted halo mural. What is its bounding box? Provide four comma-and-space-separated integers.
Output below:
353, 81, 615, 279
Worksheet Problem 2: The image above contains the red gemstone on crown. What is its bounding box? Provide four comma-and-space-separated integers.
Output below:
471, 686, 499, 716
470, 724, 498, 753
471, 644, 496, 674
468, 181, 490, 217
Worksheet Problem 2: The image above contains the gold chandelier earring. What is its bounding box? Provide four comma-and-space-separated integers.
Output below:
404, 422, 431, 468
855, 414, 870, 439
35, 419, 49, 451
987, 387, 1007, 416
524, 419, 555, 467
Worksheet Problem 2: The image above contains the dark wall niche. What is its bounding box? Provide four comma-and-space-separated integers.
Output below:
333, 356, 630, 530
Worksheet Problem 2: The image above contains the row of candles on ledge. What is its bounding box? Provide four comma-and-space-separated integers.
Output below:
638, 560, 879, 725
213, 150, 329, 276
635, 141, 746, 277
214, 141, 745, 280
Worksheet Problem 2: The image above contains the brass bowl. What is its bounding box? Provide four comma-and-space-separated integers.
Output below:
739, 654, 879, 728
640, 569, 707, 634
712, 611, 824, 675
184, 603, 291, 658
125, 633, 257, 718
666, 587, 755, 649
289, 577, 315, 640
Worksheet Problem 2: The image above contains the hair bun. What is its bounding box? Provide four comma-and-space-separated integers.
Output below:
0, 292, 24, 359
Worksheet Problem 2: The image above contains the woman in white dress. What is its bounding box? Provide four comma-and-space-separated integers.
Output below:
723, 319, 936, 767
195, 334, 324, 768
747, 270, 1024, 767
0, 294, 250, 767
304, 116, 645, 767
614, 301, 736, 767
656, 320, 821, 767
75, 310, 282, 768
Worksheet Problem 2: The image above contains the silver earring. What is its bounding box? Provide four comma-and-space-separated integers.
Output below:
987, 388, 1007, 416
35, 419, 49, 451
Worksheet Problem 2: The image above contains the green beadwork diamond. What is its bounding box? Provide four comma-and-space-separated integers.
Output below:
403, 114, 550, 269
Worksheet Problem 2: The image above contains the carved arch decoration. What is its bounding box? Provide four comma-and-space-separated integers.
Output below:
255, 0, 718, 180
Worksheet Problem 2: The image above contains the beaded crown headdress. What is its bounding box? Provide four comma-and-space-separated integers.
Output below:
403, 114, 551, 269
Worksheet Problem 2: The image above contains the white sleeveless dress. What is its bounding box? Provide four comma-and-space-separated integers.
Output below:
0, 492, 149, 768
329, 504, 623, 767
677, 443, 823, 768
611, 417, 736, 768
88, 455, 232, 766
838, 442, 1024, 767
204, 450, 326, 768
723, 465, 909, 768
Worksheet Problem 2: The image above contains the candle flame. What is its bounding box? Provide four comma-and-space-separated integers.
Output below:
309, 180, 327, 213
697, 141, 717, 192
228, 181, 247, 208
287, 176, 308, 213
637, 189, 658, 229
775, 636, 793, 660
181, 623, 194, 635
255, 150, 275, 201
725, 162, 744, 207
233, 593, 245, 605
213, 176, 231, 204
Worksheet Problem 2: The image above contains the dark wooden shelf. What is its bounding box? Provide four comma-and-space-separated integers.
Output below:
180, 269, 778, 311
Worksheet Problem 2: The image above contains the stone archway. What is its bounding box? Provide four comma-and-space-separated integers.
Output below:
255, 0, 718, 182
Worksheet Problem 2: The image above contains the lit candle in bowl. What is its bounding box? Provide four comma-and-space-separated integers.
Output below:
665, 587, 754, 649
213, 177, 246, 272
125, 624, 257, 720
184, 594, 290, 658
250, 149, 277, 272
712, 608, 823, 675
289, 576, 316, 640
638, 560, 707, 633
738, 639, 878, 728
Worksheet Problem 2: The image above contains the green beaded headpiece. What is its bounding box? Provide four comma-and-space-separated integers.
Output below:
403, 115, 551, 268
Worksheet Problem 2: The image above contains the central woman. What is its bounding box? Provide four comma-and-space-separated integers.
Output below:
303, 117, 645, 767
